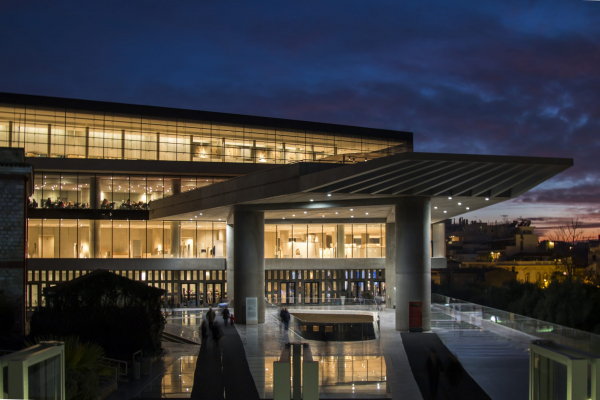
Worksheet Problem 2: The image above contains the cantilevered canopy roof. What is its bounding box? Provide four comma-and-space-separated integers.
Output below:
149, 152, 572, 224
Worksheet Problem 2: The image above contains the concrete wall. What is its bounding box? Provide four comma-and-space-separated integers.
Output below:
0, 177, 26, 334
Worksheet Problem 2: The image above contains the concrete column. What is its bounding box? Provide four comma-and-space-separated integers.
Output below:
226, 223, 234, 303
336, 225, 345, 258
233, 209, 265, 324
395, 197, 431, 331
170, 221, 180, 258
385, 222, 396, 309
432, 222, 446, 258
89, 177, 102, 209
171, 178, 181, 195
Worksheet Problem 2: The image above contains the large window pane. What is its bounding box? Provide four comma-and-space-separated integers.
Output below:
113, 175, 130, 210
60, 219, 78, 258
60, 174, 78, 209
148, 221, 163, 258
130, 220, 147, 258
42, 219, 59, 258
196, 221, 212, 258
213, 222, 226, 258
27, 219, 42, 258
367, 224, 383, 258
129, 176, 147, 210
77, 220, 91, 258
278, 225, 292, 259
99, 175, 114, 209
78, 174, 93, 209
146, 176, 163, 203
265, 223, 277, 259
307, 225, 323, 258
113, 220, 129, 258
292, 225, 307, 258
42, 173, 61, 207
181, 221, 196, 258
98, 220, 112, 258
323, 224, 337, 258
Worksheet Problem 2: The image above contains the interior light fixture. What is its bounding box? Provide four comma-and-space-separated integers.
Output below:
327, 193, 331, 197
458, 202, 462, 205
448, 197, 453, 200
351, 216, 354, 218
292, 214, 295, 217
350, 208, 354, 211
304, 211, 307, 214
310, 199, 314, 202
365, 212, 369, 215
485, 198, 490, 201
434, 206, 438, 209
335, 212, 338, 214
466, 207, 470, 210
443, 211, 447, 213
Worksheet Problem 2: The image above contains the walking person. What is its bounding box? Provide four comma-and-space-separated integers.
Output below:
222, 306, 230, 326
426, 349, 443, 399
207, 306, 215, 329
211, 320, 223, 348
446, 353, 463, 398
200, 319, 208, 350
280, 307, 290, 331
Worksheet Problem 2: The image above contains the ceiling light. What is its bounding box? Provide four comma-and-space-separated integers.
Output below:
304, 211, 307, 214
443, 211, 447, 213
434, 206, 438, 209
327, 193, 331, 197
458, 202, 462, 205
322, 215, 325, 217
485, 198, 490, 201
292, 214, 295, 217
350, 208, 354, 211
365, 212, 369, 215
466, 207, 470, 210
448, 197, 453, 200
335, 212, 338, 215
310, 199, 314, 202
351, 216, 354, 218
282, 217, 285, 219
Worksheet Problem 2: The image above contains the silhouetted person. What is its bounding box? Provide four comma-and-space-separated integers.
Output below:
222, 306, 230, 326
446, 353, 463, 398
211, 321, 223, 348
426, 349, 443, 399
200, 320, 208, 349
207, 307, 215, 329
45, 197, 52, 209
280, 307, 290, 331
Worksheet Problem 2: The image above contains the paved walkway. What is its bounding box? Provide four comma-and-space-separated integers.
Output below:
191, 314, 260, 400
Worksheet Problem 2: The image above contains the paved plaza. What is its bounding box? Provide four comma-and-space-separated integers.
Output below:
104, 303, 535, 400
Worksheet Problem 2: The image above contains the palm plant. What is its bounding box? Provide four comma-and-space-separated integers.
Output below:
25, 335, 112, 400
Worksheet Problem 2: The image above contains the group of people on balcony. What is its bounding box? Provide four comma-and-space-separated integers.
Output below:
27, 197, 147, 210
103, 198, 148, 210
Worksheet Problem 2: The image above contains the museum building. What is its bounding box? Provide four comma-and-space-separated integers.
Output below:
0, 92, 572, 331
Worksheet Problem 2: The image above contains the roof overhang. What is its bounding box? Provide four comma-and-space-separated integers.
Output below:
149, 152, 573, 224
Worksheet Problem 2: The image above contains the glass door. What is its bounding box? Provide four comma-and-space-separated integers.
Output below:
214, 283, 222, 304
206, 283, 214, 305
305, 282, 319, 304
281, 283, 287, 304
181, 283, 197, 307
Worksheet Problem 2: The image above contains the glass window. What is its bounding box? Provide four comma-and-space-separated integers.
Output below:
278, 225, 293, 259
98, 220, 112, 258
213, 222, 226, 258
113, 220, 129, 258
148, 221, 163, 258
146, 176, 164, 203
181, 221, 196, 258
60, 174, 78, 209
130, 220, 147, 258
265, 224, 277, 259
27, 219, 42, 259
60, 219, 77, 258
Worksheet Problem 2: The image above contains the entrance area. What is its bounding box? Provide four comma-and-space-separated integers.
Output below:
305, 282, 319, 304
206, 283, 223, 305
280, 282, 296, 304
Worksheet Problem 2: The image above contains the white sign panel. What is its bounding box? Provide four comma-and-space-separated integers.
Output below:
246, 297, 258, 324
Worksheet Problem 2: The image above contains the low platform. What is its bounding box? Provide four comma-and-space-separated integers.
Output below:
291, 312, 377, 341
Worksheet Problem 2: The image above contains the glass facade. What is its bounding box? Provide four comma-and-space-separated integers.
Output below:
25, 269, 227, 309
0, 105, 409, 165
29, 172, 228, 210
265, 269, 386, 304
26, 220, 384, 259
265, 224, 385, 259
27, 219, 227, 259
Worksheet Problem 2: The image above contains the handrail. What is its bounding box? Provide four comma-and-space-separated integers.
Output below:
99, 356, 128, 380
432, 293, 600, 355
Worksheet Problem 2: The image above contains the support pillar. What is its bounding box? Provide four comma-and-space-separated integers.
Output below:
385, 222, 396, 309
233, 208, 265, 324
170, 221, 180, 258
226, 223, 234, 303
336, 225, 345, 258
395, 197, 431, 331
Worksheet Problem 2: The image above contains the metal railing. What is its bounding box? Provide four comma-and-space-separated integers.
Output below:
98, 357, 128, 382
269, 296, 384, 311
432, 293, 600, 356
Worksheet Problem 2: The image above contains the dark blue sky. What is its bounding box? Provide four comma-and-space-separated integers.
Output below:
1, 1, 599, 236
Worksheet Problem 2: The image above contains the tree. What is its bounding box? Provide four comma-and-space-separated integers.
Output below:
549, 217, 587, 279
